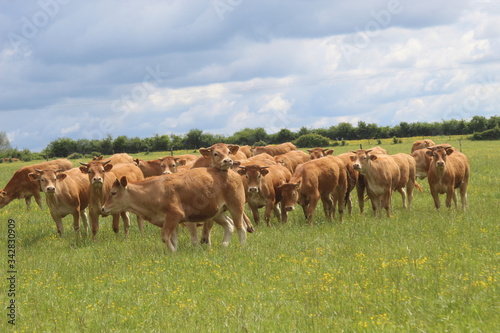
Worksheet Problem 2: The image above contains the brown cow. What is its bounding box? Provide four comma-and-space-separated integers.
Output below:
93, 153, 134, 164
28, 168, 89, 236
252, 142, 297, 156
391, 153, 418, 210
158, 154, 197, 174
351, 149, 401, 217
307, 147, 334, 159
426, 146, 469, 209
274, 150, 310, 173
0, 159, 73, 209
237, 164, 292, 226
134, 158, 163, 178
237, 153, 277, 167
411, 139, 436, 153
411, 144, 453, 179
101, 167, 248, 252
191, 143, 244, 169
238, 145, 253, 158
278, 155, 347, 224
79, 160, 144, 238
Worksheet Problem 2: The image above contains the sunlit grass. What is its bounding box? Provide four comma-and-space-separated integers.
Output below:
0, 139, 498, 332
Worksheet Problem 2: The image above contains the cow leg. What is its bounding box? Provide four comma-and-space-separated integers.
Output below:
249, 203, 261, 226
80, 209, 89, 235
242, 212, 255, 233
335, 187, 346, 222
136, 215, 145, 234
121, 211, 131, 236
52, 214, 64, 236
280, 200, 288, 224
72, 211, 81, 234
162, 212, 182, 252
264, 199, 276, 227
383, 190, 392, 218
356, 176, 366, 214
430, 187, 441, 210
406, 180, 415, 210
184, 223, 199, 246
226, 204, 247, 246
445, 187, 455, 209
201, 220, 217, 245
305, 196, 319, 225
112, 213, 120, 233
320, 194, 334, 220
25, 196, 32, 210
396, 187, 407, 209
34, 192, 43, 210
90, 210, 100, 240
213, 214, 235, 247
459, 184, 468, 210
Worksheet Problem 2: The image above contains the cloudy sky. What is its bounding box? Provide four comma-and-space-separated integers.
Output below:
1, 0, 499, 152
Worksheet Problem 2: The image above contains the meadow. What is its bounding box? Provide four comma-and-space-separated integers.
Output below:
1, 136, 498, 332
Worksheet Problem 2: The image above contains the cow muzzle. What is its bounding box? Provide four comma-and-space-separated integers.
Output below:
248, 187, 258, 193
285, 205, 295, 212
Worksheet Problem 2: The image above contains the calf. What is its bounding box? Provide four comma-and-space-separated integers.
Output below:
274, 150, 310, 173
411, 144, 452, 179
101, 168, 247, 252
351, 149, 400, 217
158, 155, 197, 174
0, 159, 73, 210
426, 146, 469, 209
28, 168, 89, 236
237, 164, 292, 226
411, 139, 436, 153
307, 147, 334, 159
134, 158, 163, 178
278, 156, 347, 225
191, 143, 243, 169
79, 160, 144, 238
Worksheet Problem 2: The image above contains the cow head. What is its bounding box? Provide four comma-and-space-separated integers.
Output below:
159, 156, 179, 174
79, 160, 113, 186
101, 176, 129, 215
426, 146, 454, 169
237, 165, 269, 193
199, 144, 235, 170
0, 190, 10, 208
350, 149, 376, 173
28, 169, 67, 194
277, 182, 301, 211
307, 148, 334, 160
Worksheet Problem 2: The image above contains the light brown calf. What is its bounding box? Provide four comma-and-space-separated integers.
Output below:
28, 168, 89, 236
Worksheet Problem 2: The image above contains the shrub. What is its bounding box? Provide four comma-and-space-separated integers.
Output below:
293, 134, 330, 148
67, 153, 84, 160
471, 126, 500, 140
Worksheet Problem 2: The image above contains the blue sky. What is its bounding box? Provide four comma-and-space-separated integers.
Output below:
1, 0, 499, 152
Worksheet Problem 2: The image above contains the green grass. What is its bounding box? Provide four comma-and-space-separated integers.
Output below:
1, 138, 498, 332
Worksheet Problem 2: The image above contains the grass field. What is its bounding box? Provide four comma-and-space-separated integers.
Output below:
1, 136, 498, 332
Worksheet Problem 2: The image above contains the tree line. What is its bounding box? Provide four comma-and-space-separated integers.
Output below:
1, 115, 499, 160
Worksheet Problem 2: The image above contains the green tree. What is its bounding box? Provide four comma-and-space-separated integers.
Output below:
293, 133, 330, 148
0, 131, 11, 151
47, 137, 77, 157
113, 136, 128, 153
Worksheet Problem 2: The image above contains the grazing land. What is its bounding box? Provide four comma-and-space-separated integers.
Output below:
1, 136, 498, 332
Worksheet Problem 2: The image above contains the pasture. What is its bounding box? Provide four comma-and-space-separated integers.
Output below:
1, 137, 498, 332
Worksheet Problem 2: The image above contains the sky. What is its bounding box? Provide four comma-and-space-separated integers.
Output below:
1, 0, 499, 152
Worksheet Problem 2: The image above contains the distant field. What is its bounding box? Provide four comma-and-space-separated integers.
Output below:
1, 137, 498, 332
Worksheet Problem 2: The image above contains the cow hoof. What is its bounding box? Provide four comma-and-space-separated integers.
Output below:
247, 227, 255, 233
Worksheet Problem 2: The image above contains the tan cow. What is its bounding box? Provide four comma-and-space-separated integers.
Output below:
391, 153, 418, 210
0, 159, 73, 209
158, 154, 197, 174
79, 160, 144, 238
411, 139, 436, 153
93, 153, 134, 164
191, 143, 244, 169
237, 153, 277, 167
351, 150, 400, 217
101, 167, 248, 252
237, 164, 292, 226
28, 168, 89, 236
274, 150, 310, 173
134, 158, 163, 178
411, 144, 453, 179
252, 142, 297, 156
238, 145, 253, 158
426, 146, 469, 209
307, 147, 334, 159
278, 155, 347, 224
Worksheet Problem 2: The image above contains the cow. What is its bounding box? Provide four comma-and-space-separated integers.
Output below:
79, 160, 144, 238
411, 144, 453, 180
93, 153, 134, 164
278, 155, 347, 225
426, 146, 469, 209
237, 153, 277, 167
28, 168, 90, 236
134, 158, 163, 178
238, 145, 253, 158
307, 147, 334, 159
191, 143, 244, 169
274, 150, 310, 173
411, 139, 436, 153
350, 149, 400, 217
237, 164, 292, 226
158, 154, 198, 174
101, 167, 248, 252
391, 153, 418, 210
252, 142, 297, 156
0, 159, 73, 210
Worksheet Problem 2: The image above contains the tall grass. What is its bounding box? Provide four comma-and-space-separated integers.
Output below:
1, 138, 498, 332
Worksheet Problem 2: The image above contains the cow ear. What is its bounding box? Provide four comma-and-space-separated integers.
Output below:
228, 145, 240, 155
445, 148, 454, 155
260, 168, 270, 176
294, 182, 301, 189
425, 150, 434, 156
79, 166, 88, 174
0, 190, 6, 196
237, 168, 247, 176
306, 149, 312, 153
199, 148, 212, 158
325, 149, 334, 155
134, 159, 140, 166
349, 155, 356, 162
28, 172, 40, 181
120, 176, 128, 187
176, 158, 187, 166
369, 155, 378, 161
56, 173, 67, 180
104, 164, 113, 172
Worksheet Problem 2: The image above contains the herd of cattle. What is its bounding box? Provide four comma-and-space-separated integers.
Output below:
0, 140, 470, 252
